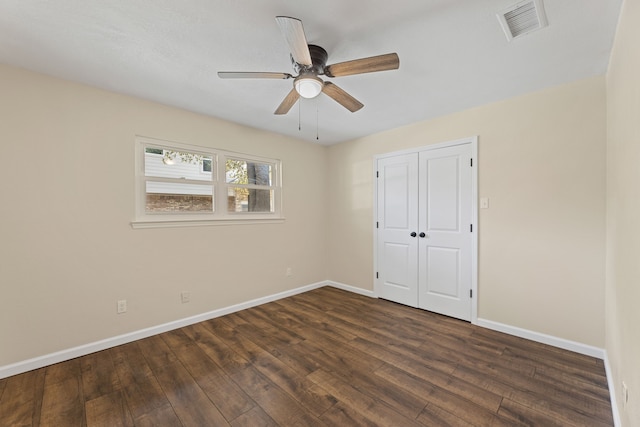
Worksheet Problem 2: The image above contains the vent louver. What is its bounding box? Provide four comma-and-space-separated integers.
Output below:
498, 0, 548, 41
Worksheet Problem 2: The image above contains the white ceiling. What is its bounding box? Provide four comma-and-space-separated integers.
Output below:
0, 0, 623, 145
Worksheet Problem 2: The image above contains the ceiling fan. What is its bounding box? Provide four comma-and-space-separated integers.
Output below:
218, 16, 400, 115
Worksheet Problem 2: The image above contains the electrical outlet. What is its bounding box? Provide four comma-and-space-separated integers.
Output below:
286, 267, 293, 277
117, 299, 127, 314
181, 291, 190, 303
622, 381, 628, 409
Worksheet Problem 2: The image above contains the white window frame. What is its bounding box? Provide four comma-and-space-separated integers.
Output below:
132, 136, 283, 229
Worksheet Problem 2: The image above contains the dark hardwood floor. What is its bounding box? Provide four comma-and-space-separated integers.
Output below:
0, 286, 613, 426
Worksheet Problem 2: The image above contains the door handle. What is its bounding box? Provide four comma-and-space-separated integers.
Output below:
419, 232, 426, 238
410, 232, 417, 237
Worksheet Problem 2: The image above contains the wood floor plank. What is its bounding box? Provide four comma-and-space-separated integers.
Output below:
503, 345, 608, 386
533, 367, 611, 404
371, 361, 514, 426
269, 300, 360, 344
233, 305, 305, 346
289, 340, 427, 418
416, 333, 539, 381
319, 402, 381, 427
247, 343, 338, 417
0, 286, 613, 426
260, 335, 328, 377
132, 404, 182, 427
498, 397, 575, 427
109, 343, 179, 424
84, 391, 134, 427
80, 350, 120, 402
350, 335, 458, 376
0, 369, 45, 427
30, 368, 46, 426
136, 335, 177, 372
40, 379, 84, 427
154, 360, 230, 426
162, 328, 255, 421
452, 363, 613, 426
184, 322, 252, 374
202, 317, 267, 364
109, 342, 155, 379
417, 402, 476, 427
375, 361, 503, 413
229, 405, 278, 427
43, 358, 81, 385
308, 369, 425, 427
229, 365, 309, 426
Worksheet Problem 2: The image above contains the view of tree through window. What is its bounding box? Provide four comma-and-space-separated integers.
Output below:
226, 159, 273, 213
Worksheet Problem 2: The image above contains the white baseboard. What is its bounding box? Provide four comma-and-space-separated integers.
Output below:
327, 280, 376, 298
603, 351, 622, 427
0, 280, 328, 380
476, 318, 605, 359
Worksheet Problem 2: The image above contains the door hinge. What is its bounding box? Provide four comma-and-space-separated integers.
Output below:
376, 171, 379, 178
376, 221, 379, 228
470, 289, 473, 298
470, 158, 473, 167
376, 272, 379, 279
470, 224, 473, 232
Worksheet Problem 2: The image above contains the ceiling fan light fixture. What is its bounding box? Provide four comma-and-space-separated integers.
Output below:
294, 75, 323, 98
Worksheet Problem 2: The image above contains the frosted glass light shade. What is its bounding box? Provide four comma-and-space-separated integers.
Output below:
294, 75, 323, 99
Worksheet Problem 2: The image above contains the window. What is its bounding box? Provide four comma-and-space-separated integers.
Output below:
134, 136, 282, 227
226, 158, 274, 213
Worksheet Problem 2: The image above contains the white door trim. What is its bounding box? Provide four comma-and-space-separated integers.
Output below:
373, 136, 478, 324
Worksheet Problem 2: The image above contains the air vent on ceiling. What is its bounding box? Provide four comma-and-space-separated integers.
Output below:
498, 0, 548, 41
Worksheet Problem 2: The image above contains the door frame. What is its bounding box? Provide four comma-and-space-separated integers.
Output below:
373, 136, 479, 324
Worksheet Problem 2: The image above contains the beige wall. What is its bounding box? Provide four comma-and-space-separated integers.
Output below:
606, 0, 640, 423
0, 61, 615, 376
327, 76, 607, 348
0, 64, 328, 367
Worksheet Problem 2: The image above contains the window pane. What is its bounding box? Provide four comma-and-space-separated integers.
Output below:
226, 159, 272, 185
145, 147, 212, 181
227, 187, 273, 213
146, 182, 213, 212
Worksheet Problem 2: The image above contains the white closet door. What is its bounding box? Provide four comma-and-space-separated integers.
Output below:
418, 144, 473, 321
376, 153, 419, 307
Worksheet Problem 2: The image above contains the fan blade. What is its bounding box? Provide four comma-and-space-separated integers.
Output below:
275, 16, 312, 66
322, 82, 363, 112
218, 72, 292, 79
274, 88, 300, 115
324, 53, 399, 78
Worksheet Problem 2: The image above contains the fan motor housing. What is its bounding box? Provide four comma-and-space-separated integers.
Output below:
292, 44, 328, 75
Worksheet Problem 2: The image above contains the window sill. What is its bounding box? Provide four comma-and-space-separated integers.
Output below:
130, 217, 285, 229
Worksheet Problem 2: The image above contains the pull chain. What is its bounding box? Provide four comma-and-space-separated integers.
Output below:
298, 98, 301, 131
316, 101, 319, 141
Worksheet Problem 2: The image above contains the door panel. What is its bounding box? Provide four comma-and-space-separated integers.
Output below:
425, 246, 460, 297
426, 155, 460, 231
418, 144, 472, 320
382, 243, 411, 290
383, 163, 412, 229
376, 153, 418, 307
